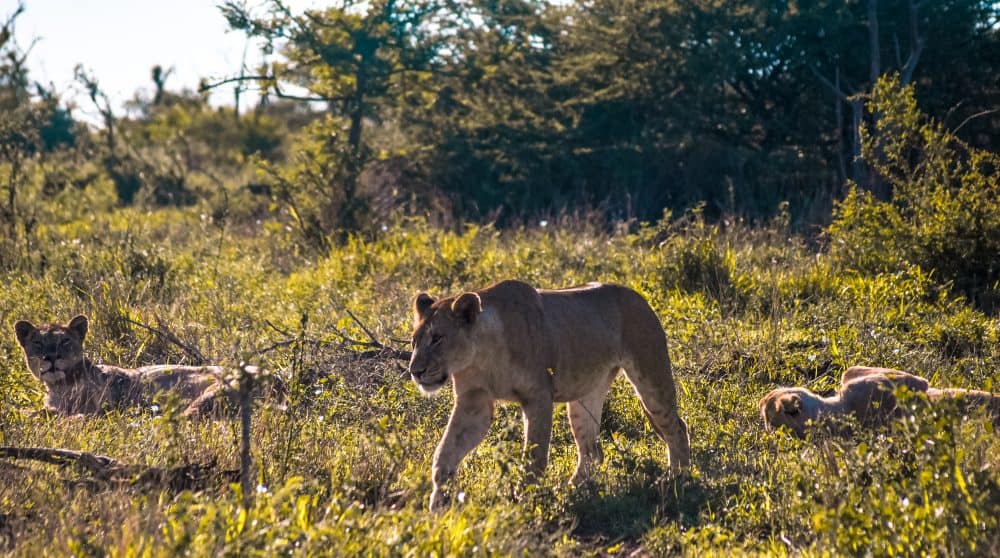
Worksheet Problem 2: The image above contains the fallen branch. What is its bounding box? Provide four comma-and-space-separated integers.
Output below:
0, 446, 237, 492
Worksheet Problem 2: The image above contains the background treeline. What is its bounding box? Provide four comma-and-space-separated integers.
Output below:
5, 1, 999, 226
2, 1, 999, 285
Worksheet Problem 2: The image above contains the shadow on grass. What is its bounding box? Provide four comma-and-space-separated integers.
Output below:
566, 471, 714, 541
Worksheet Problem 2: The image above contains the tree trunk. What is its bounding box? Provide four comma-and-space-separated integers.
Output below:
867, 0, 880, 83
900, 0, 924, 85
835, 68, 847, 188
850, 98, 866, 188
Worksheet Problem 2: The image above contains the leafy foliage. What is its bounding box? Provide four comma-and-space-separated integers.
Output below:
829, 76, 1000, 311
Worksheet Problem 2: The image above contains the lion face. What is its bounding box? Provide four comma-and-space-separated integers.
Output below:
759, 388, 816, 438
14, 315, 89, 385
408, 292, 483, 394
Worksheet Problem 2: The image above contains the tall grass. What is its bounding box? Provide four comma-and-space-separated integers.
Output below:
0, 202, 997, 556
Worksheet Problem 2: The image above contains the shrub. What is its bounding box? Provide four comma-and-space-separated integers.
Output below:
828, 76, 1000, 312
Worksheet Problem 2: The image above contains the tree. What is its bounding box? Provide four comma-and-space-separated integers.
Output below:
212, 0, 454, 243
828, 76, 1000, 311
0, 3, 73, 267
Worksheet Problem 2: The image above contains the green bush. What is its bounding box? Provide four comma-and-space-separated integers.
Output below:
828, 76, 1000, 312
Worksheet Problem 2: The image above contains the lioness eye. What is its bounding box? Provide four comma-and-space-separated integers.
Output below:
431, 333, 444, 345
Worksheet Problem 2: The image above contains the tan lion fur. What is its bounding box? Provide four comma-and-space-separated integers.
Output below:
408, 279, 691, 510
14, 315, 266, 418
760, 366, 1000, 438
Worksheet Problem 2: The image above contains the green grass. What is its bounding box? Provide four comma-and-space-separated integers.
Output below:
0, 201, 998, 556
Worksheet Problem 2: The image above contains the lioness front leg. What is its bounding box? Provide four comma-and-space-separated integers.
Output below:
430, 389, 494, 510
520, 396, 554, 482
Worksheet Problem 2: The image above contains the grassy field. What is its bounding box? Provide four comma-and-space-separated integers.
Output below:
1, 191, 998, 556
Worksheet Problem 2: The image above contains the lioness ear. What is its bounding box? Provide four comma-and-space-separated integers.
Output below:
782, 394, 802, 415
67, 315, 89, 341
451, 292, 482, 325
14, 320, 36, 347
413, 293, 435, 328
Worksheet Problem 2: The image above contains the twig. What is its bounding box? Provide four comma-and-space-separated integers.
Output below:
951, 109, 1000, 136
123, 316, 206, 365
345, 308, 380, 346
263, 319, 293, 337
255, 309, 412, 361
252, 337, 336, 356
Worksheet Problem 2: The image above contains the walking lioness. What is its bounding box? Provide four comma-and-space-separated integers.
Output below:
14, 315, 265, 418
408, 280, 691, 510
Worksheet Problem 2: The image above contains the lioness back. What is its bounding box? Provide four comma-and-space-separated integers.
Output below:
536, 282, 667, 402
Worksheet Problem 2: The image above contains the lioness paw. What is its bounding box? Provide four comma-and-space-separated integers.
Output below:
429, 488, 450, 511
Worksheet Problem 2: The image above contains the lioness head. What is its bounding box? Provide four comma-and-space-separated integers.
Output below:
14, 315, 89, 385
759, 388, 817, 438
408, 291, 484, 394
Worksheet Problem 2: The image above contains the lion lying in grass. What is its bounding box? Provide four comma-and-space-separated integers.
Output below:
14, 315, 272, 418
760, 366, 1000, 438
408, 279, 690, 510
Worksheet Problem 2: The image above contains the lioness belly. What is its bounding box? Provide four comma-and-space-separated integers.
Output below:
539, 286, 627, 403
551, 364, 619, 402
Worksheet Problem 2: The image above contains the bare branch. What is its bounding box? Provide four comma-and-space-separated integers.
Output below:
122, 316, 206, 365
199, 74, 349, 104
809, 65, 849, 101
252, 337, 337, 355
951, 109, 1000, 136
345, 308, 380, 346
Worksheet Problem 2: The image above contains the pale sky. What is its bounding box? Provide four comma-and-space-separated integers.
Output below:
9, 0, 319, 119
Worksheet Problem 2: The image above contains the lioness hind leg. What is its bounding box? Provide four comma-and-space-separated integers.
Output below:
182, 384, 223, 419
567, 374, 615, 485
623, 364, 691, 474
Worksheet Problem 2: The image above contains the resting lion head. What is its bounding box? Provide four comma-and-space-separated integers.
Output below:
14, 315, 89, 386
759, 387, 819, 438
408, 292, 484, 394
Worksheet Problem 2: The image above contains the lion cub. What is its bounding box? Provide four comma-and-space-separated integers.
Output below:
409, 280, 690, 510
760, 366, 1000, 438
14, 315, 258, 418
